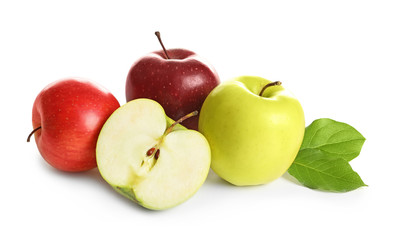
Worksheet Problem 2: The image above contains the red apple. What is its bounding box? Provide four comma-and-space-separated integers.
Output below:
28, 78, 120, 172
125, 32, 220, 130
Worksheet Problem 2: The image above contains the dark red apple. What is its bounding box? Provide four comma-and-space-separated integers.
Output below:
28, 78, 120, 172
125, 32, 220, 130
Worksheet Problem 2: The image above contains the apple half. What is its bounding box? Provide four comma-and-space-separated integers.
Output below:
96, 98, 211, 210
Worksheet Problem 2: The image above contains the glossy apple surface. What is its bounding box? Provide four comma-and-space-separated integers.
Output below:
125, 48, 220, 130
96, 99, 211, 210
30, 78, 120, 172
199, 76, 305, 186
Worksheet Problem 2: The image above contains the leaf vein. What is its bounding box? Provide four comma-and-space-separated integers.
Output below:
293, 161, 361, 185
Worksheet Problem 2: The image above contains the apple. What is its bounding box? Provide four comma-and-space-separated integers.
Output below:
27, 78, 120, 172
125, 31, 220, 130
198, 76, 305, 186
96, 98, 211, 210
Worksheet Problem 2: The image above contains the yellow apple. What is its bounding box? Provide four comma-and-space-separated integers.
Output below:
199, 76, 305, 186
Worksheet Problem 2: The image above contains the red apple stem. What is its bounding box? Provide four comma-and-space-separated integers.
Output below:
259, 81, 282, 96
27, 126, 42, 142
155, 31, 170, 59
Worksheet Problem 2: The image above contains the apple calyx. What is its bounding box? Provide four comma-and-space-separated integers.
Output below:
259, 81, 282, 97
144, 110, 198, 167
154, 31, 170, 59
27, 126, 42, 142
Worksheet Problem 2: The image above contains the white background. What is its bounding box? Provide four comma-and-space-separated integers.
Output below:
1, 0, 395, 239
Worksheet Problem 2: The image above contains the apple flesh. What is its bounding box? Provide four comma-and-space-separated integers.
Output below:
199, 76, 305, 186
96, 98, 211, 210
125, 32, 220, 130
29, 78, 120, 172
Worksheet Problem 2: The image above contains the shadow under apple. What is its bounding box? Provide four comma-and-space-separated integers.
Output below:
36, 154, 153, 212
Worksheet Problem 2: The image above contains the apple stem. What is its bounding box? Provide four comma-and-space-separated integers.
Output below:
27, 126, 41, 142
145, 110, 198, 162
259, 81, 282, 96
164, 111, 198, 136
155, 31, 170, 59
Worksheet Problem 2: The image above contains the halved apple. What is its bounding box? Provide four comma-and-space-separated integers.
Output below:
96, 98, 211, 210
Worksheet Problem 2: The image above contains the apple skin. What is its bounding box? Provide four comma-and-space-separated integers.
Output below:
31, 78, 120, 172
198, 76, 305, 186
125, 48, 220, 130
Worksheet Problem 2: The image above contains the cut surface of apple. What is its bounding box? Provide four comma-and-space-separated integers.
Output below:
96, 98, 211, 210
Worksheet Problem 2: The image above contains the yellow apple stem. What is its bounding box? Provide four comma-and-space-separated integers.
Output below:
27, 126, 42, 142
155, 31, 170, 59
259, 81, 282, 96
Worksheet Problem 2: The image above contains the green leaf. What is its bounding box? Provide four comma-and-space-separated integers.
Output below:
287, 118, 367, 192
288, 149, 367, 192
301, 118, 365, 161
